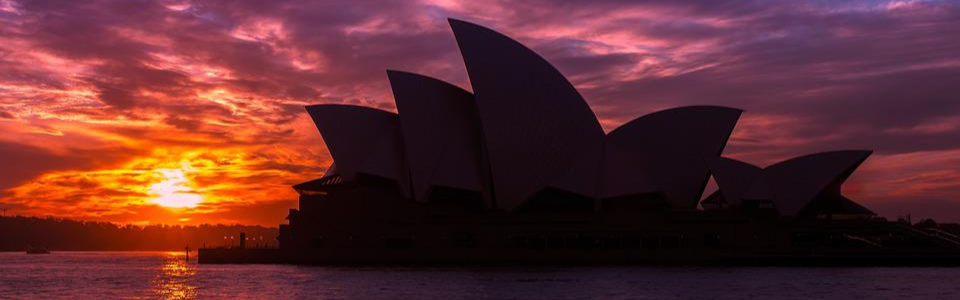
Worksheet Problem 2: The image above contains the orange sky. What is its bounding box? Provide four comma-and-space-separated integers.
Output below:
1, 0, 959, 225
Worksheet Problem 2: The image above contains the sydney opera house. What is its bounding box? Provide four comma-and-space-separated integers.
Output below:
202, 19, 960, 265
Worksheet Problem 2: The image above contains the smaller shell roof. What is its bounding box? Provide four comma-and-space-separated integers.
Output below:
305, 105, 409, 193
705, 157, 762, 205
707, 150, 872, 216
388, 70, 486, 202
598, 143, 659, 199
763, 150, 872, 215
606, 106, 742, 208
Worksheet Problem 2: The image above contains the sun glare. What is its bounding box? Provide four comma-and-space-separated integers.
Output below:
149, 168, 203, 208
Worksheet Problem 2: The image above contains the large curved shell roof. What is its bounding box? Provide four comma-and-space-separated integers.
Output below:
449, 19, 605, 209
606, 106, 741, 208
388, 70, 486, 201
705, 157, 763, 206
760, 150, 872, 216
305, 104, 409, 195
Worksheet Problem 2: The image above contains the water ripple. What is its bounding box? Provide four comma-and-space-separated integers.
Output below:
1, 252, 958, 300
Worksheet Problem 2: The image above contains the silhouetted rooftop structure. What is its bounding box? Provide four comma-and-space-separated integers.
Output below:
301, 19, 870, 217
230, 19, 960, 266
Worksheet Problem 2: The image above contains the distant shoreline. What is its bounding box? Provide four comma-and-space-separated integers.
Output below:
1, 250, 208, 252
0, 215, 279, 252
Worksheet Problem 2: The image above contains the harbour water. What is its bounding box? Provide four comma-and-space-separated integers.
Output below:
0, 252, 958, 300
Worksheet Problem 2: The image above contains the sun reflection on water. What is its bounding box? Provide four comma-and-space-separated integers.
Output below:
153, 252, 199, 300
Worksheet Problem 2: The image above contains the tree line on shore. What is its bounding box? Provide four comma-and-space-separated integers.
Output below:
0, 215, 278, 251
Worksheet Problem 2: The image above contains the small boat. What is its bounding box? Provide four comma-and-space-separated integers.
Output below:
26, 246, 50, 254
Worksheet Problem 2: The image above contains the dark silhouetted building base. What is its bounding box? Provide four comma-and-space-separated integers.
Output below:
198, 179, 960, 266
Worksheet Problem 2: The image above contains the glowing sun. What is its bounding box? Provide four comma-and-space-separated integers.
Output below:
149, 168, 203, 208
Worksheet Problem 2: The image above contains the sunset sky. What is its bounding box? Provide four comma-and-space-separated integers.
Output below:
1, 0, 958, 225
